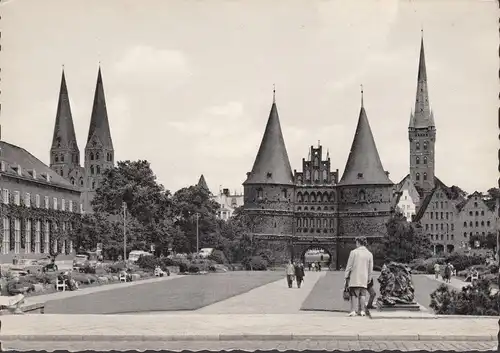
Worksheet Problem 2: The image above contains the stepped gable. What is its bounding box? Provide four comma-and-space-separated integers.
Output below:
244, 93, 294, 186
338, 92, 392, 186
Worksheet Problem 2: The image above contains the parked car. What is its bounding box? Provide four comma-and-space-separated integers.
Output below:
128, 250, 152, 263
17, 259, 44, 275
73, 254, 89, 270
37, 256, 52, 266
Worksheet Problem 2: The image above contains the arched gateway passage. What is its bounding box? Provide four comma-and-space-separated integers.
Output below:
291, 242, 338, 270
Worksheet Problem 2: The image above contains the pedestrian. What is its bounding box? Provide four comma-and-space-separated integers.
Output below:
285, 260, 295, 288
317, 262, 322, 272
294, 262, 305, 288
433, 263, 440, 280
366, 278, 376, 310
308, 263, 312, 271
344, 236, 373, 317
311, 262, 316, 272
444, 263, 452, 283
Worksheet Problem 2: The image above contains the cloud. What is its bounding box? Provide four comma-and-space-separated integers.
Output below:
112, 45, 192, 80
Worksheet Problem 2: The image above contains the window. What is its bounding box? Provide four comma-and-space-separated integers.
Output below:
463, 221, 467, 227
70, 177, 75, 185
451, 234, 454, 241
441, 234, 444, 240
44, 196, 49, 209
44, 221, 50, 254
475, 211, 479, 216
469, 211, 473, 216
2, 189, 8, 205
80, 204, 84, 213
61, 199, 66, 211
96, 166, 101, 175
487, 221, 491, 227
426, 224, 429, 230
96, 152, 100, 160
481, 211, 484, 216
90, 152, 94, 161
35, 194, 40, 208
35, 221, 41, 254
416, 173, 420, 181
69, 200, 73, 212
60, 154, 64, 162
25, 219, 32, 254
451, 224, 454, 231
322, 170, 327, 181
90, 165, 95, 175
416, 157, 420, 165
423, 173, 427, 180
14, 191, 20, 206
14, 218, 20, 254
481, 221, 484, 226
53, 197, 58, 210
469, 221, 473, 227
475, 221, 478, 227
416, 142, 420, 150
423, 141, 428, 150
440, 202, 443, 208
92, 181, 96, 189
282, 189, 288, 198
70, 240, 74, 254
464, 232, 467, 237
474, 202, 478, 208
25, 193, 31, 207
424, 156, 427, 164
2, 217, 10, 254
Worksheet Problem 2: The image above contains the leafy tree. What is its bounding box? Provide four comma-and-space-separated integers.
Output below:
172, 185, 220, 253
469, 232, 497, 251
487, 187, 500, 200
449, 185, 468, 200
384, 212, 432, 263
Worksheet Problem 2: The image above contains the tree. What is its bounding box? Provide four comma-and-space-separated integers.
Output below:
90, 160, 179, 256
172, 185, 220, 253
469, 232, 496, 250
487, 188, 500, 200
449, 185, 468, 200
384, 212, 432, 263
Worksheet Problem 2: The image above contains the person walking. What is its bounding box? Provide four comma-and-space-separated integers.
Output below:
344, 236, 373, 317
294, 262, 305, 288
285, 260, 295, 288
433, 263, 440, 280
444, 263, 452, 283
366, 278, 376, 310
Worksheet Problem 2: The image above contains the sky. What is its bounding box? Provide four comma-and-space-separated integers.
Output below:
0, 0, 497, 195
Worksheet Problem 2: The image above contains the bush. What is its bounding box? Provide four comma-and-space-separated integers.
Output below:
445, 253, 486, 272
430, 279, 499, 316
188, 264, 200, 273
208, 265, 217, 272
410, 257, 446, 274
107, 262, 127, 273
178, 263, 188, 273
244, 256, 268, 271
208, 250, 228, 264
159, 257, 176, 269
80, 265, 96, 274
136, 255, 158, 270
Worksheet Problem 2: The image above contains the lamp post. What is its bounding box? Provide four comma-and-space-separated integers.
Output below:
195, 212, 200, 254
122, 202, 127, 262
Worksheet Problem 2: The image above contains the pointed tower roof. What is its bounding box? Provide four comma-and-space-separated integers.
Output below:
244, 90, 294, 185
339, 89, 392, 186
86, 66, 114, 149
51, 68, 79, 151
197, 174, 210, 191
410, 33, 434, 129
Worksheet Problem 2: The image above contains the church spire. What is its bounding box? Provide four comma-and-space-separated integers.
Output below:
86, 66, 114, 149
339, 91, 392, 186
244, 90, 293, 185
51, 67, 79, 152
411, 33, 434, 128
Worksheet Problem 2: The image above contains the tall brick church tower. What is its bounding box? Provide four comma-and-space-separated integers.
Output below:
243, 90, 295, 237
408, 34, 436, 194
49, 69, 85, 187
83, 67, 115, 212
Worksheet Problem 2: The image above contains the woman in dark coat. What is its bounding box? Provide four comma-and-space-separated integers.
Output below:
294, 262, 305, 288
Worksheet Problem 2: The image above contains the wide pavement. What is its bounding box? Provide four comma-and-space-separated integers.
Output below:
4, 340, 496, 352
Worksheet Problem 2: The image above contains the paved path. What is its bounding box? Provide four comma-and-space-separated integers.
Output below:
197, 271, 325, 314
425, 274, 469, 290
0, 313, 497, 340
3, 340, 497, 352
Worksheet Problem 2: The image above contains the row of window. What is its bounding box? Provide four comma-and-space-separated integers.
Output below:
463, 231, 487, 238
428, 211, 453, 220
53, 153, 79, 164
2, 217, 74, 255
425, 223, 454, 232
415, 156, 428, 165
297, 170, 330, 183
89, 152, 113, 162
297, 206, 335, 211
1, 189, 83, 213
434, 201, 449, 209
463, 220, 491, 228
297, 218, 335, 228
467, 210, 486, 217
297, 191, 335, 203
89, 165, 101, 175
415, 141, 429, 150
415, 172, 428, 181
430, 234, 454, 241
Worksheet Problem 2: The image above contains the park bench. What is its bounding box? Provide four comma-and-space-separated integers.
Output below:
55, 278, 67, 291
119, 273, 127, 282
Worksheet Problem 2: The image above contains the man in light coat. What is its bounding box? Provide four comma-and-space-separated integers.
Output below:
344, 236, 373, 317
285, 260, 295, 288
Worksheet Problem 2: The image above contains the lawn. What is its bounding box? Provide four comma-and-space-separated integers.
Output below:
44, 271, 283, 314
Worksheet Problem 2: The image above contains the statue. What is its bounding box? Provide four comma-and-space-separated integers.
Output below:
377, 262, 419, 309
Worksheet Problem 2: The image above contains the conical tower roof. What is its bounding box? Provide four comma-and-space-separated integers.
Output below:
86, 67, 114, 149
410, 35, 434, 129
197, 174, 210, 192
244, 92, 293, 185
339, 91, 392, 186
51, 68, 79, 151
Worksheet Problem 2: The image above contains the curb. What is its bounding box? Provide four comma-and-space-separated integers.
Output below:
0, 334, 496, 342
